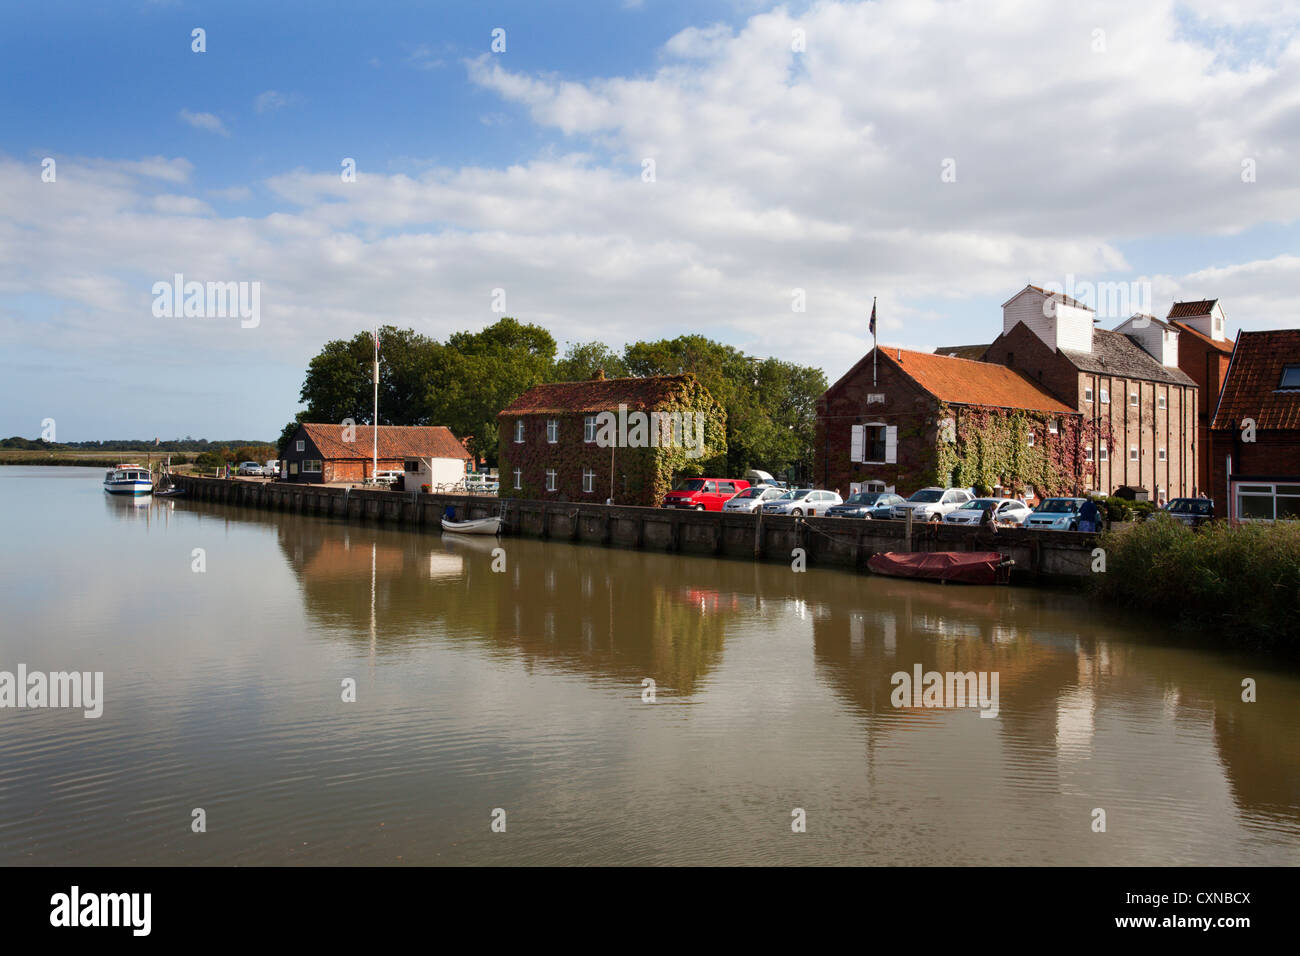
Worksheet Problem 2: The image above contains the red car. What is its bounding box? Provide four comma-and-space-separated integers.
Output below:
662, 478, 750, 511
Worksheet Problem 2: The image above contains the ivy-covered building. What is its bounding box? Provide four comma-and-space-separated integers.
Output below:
497, 371, 726, 507
815, 346, 1084, 501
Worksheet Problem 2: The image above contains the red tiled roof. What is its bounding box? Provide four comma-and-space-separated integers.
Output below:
883, 348, 1076, 414
1211, 330, 1300, 431
499, 374, 697, 415
1167, 299, 1218, 319
298, 423, 472, 460
1171, 319, 1233, 355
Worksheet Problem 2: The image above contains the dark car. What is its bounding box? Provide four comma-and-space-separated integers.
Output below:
827, 491, 903, 519
1157, 497, 1214, 527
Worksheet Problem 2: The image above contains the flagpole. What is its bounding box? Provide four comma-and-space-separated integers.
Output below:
372, 328, 379, 482
872, 297, 878, 387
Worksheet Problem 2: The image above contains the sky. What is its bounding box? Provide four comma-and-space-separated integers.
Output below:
2, 0, 1299, 441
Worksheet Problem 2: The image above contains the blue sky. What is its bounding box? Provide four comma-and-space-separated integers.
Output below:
2, 0, 1298, 440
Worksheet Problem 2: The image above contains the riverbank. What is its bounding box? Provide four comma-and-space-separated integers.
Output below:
1091, 518, 1300, 654
175, 473, 1100, 580
0, 450, 171, 468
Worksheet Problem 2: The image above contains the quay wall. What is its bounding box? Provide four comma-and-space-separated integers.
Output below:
174, 475, 1100, 580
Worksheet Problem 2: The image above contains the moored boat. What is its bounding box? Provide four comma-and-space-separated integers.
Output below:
440, 515, 501, 536
103, 464, 153, 496
867, 551, 1013, 585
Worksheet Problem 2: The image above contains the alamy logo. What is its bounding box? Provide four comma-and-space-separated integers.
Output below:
151, 273, 261, 328
891, 664, 999, 718
593, 404, 706, 459
50, 886, 150, 936
0, 665, 103, 718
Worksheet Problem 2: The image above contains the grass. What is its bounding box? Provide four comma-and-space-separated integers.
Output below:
1091, 516, 1300, 654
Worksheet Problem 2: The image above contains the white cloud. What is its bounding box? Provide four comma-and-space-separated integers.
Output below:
5, 0, 1300, 402
179, 109, 229, 136
254, 90, 301, 113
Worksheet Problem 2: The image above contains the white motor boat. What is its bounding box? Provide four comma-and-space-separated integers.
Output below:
440, 516, 501, 535
103, 464, 153, 496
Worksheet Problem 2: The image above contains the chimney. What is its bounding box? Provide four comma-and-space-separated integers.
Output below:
592, 369, 606, 380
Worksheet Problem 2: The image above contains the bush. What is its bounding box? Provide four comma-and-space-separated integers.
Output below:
1091, 519, 1300, 652
1099, 495, 1158, 523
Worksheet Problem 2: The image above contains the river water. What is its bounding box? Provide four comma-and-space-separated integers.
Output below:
1, 466, 1296, 865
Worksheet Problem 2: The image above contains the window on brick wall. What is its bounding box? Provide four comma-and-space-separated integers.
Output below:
582, 468, 595, 493
1100, 443, 1109, 462
1048, 419, 1059, 434
1084, 386, 1093, 402
1027, 431, 1035, 447
1129, 447, 1138, 461
513, 468, 521, 490
514, 420, 524, 443
1158, 394, 1167, 409
1100, 388, 1110, 404
546, 419, 558, 443
584, 415, 597, 442
545, 468, 557, 491
1085, 446, 1093, 462
853, 423, 895, 464
1158, 447, 1167, 461
1130, 390, 1139, 407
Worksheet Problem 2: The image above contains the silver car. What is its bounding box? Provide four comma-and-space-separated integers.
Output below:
722, 485, 787, 513
891, 487, 973, 522
760, 488, 843, 517
942, 498, 1031, 526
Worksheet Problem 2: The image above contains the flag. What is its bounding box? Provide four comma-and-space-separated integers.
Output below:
869, 299, 877, 337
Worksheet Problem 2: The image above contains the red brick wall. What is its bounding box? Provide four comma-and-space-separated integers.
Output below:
986, 323, 1197, 500
1211, 429, 1300, 511
815, 355, 939, 495
1177, 334, 1231, 496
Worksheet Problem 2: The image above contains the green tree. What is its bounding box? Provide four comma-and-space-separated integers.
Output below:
554, 340, 629, 381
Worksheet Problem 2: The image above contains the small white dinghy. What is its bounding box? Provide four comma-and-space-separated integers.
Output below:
440, 515, 501, 536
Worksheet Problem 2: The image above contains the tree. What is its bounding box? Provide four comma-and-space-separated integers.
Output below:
554, 340, 628, 381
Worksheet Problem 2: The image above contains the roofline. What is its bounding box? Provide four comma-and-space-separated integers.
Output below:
1000, 283, 1095, 312
1209, 329, 1243, 429
878, 346, 1077, 415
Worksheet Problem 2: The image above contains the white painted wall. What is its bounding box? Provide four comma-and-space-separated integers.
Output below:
406, 456, 467, 487
1002, 286, 1094, 352
1176, 302, 1227, 341
1115, 316, 1180, 367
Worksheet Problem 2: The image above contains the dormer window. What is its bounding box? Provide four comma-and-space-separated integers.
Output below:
1280, 365, 1300, 390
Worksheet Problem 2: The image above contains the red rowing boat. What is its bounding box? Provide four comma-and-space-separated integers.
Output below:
867, 551, 1014, 585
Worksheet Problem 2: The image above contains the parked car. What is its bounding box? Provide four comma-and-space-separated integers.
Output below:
1156, 497, 1214, 527
890, 487, 973, 522
264, 460, 280, 478
826, 490, 904, 519
856, 493, 907, 519
237, 461, 264, 476
760, 488, 843, 516
722, 485, 787, 513
943, 497, 1032, 527
1025, 497, 1087, 531
662, 478, 751, 511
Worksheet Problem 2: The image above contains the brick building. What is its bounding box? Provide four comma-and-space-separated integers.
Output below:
281, 423, 471, 484
1167, 299, 1234, 495
1209, 330, 1300, 522
815, 346, 1080, 500
982, 285, 1199, 501
497, 372, 725, 507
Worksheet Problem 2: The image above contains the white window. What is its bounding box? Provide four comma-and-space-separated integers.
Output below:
1100, 443, 1108, 462
514, 420, 525, 443
1027, 431, 1035, 447
302, 460, 322, 473
938, 417, 956, 443
295, 440, 304, 452
584, 415, 596, 442
1100, 388, 1110, 404
1158, 394, 1167, 409
545, 469, 557, 491
546, 419, 558, 443
513, 468, 521, 490
1085, 446, 1094, 462
1130, 391, 1139, 407
1084, 386, 1094, 403
1048, 419, 1059, 434
1158, 447, 1167, 461
582, 468, 594, 493
850, 424, 864, 462
1129, 447, 1138, 461
1237, 483, 1300, 521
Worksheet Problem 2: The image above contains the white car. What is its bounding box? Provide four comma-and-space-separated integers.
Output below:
237, 461, 264, 476
760, 488, 843, 517
942, 497, 1031, 527
891, 487, 973, 522
723, 485, 787, 513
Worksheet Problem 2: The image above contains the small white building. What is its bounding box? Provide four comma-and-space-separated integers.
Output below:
402, 454, 469, 490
